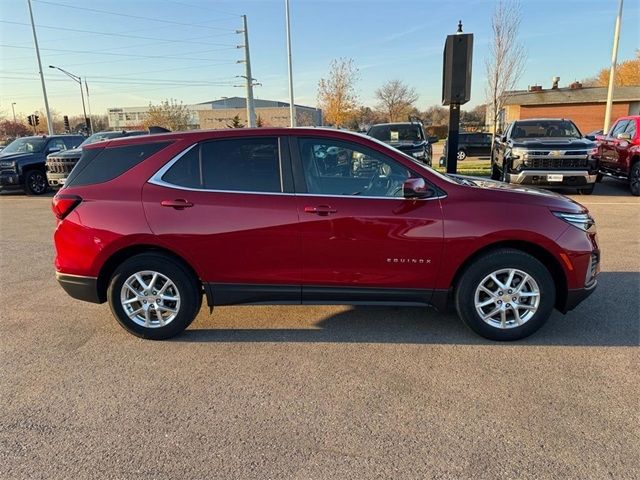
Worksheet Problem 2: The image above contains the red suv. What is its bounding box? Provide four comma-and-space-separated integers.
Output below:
52, 128, 600, 341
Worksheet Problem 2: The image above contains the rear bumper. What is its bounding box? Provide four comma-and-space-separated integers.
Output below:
507, 170, 597, 187
56, 272, 102, 304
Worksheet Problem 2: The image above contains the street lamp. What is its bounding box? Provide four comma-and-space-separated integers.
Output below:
11, 102, 16, 122
49, 65, 93, 134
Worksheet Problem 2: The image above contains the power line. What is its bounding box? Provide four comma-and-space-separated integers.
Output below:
32, 0, 238, 31
0, 20, 238, 47
0, 43, 238, 62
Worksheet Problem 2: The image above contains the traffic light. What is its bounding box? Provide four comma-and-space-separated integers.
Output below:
34, 115, 40, 126
27, 115, 33, 126
63, 115, 70, 132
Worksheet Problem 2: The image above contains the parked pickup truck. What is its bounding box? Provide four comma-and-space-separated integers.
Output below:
46, 130, 146, 188
596, 115, 640, 196
0, 135, 84, 195
491, 118, 598, 194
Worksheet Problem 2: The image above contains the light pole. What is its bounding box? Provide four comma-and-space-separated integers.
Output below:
27, 0, 53, 135
603, 0, 624, 134
11, 102, 16, 122
49, 65, 91, 134
285, 0, 296, 127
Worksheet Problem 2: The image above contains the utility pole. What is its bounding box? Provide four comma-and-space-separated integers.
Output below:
11, 102, 16, 122
27, 0, 53, 135
285, 0, 296, 127
49, 65, 90, 134
240, 15, 256, 128
85, 78, 94, 133
603, 0, 624, 134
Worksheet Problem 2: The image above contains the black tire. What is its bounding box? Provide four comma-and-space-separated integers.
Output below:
457, 149, 467, 161
491, 159, 501, 180
454, 248, 556, 341
501, 162, 510, 183
107, 253, 202, 340
577, 183, 595, 195
596, 172, 604, 183
24, 169, 48, 195
630, 162, 640, 196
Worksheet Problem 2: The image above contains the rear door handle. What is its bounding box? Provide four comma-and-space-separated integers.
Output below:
161, 199, 194, 209
304, 205, 337, 216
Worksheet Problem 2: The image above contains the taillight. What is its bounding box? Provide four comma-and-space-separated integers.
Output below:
52, 194, 82, 220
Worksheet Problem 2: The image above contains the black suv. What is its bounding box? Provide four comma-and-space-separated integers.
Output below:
366, 122, 436, 165
491, 119, 598, 194
0, 135, 84, 195
443, 132, 492, 161
46, 130, 146, 188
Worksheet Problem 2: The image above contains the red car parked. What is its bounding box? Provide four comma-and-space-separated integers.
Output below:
596, 115, 640, 195
52, 128, 600, 341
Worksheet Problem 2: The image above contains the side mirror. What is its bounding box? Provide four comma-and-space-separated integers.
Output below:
616, 132, 632, 141
428, 135, 439, 144
499, 135, 507, 142
594, 134, 605, 142
402, 178, 432, 199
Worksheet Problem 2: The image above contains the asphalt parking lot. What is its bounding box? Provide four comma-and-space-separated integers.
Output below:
1, 180, 638, 479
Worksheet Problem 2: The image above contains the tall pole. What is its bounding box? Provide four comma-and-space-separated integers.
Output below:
285, 0, 296, 127
446, 104, 460, 174
242, 15, 256, 128
11, 103, 16, 122
85, 79, 94, 134
27, 0, 53, 135
603, 0, 623, 134
78, 76, 89, 133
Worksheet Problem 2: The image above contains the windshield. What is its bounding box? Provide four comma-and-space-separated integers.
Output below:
1, 137, 47, 154
512, 121, 581, 139
368, 125, 424, 143
80, 132, 126, 146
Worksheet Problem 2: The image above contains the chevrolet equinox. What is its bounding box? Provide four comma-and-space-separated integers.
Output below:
52, 128, 600, 341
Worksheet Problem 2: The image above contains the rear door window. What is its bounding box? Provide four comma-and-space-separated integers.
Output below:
160, 137, 282, 193
65, 142, 171, 187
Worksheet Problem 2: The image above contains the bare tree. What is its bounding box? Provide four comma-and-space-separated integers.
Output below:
142, 99, 192, 131
485, 0, 526, 139
374, 80, 419, 122
317, 58, 360, 127
422, 105, 449, 126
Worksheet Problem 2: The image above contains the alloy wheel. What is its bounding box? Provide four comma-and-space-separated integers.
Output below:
120, 270, 181, 328
474, 268, 540, 329
29, 171, 47, 194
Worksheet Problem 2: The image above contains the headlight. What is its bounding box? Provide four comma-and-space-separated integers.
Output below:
0, 160, 16, 168
553, 211, 596, 232
510, 147, 528, 159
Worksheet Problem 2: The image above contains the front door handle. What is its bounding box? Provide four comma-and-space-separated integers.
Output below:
161, 199, 194, 210
304, 205, 337, 216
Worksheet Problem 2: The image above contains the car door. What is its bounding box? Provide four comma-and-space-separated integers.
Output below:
617, 119, 638, 172
600, 120, 628, 171
142, 136, 301, 296
291, 136, 444, 303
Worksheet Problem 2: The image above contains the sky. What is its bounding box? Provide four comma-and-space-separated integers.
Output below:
0, 0, 638, 120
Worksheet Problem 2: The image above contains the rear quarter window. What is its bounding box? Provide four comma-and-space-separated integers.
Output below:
65, 142, 171, 187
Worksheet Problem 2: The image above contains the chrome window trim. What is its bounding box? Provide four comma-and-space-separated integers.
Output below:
148, 144, 445, 201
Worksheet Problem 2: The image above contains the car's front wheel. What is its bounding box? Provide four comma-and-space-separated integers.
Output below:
457, 149, 467, 161
107, 253, 202, 340
454, 249, 555, 341
578, 183, 595, 195
24, 169, 48, 195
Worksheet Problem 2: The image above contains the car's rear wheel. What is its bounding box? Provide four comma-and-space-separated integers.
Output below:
24, 169, 48, 195
107, 253, 201, 340
457, 149, 467, 161
454, 249, 555, 341
630, 162, 640, 196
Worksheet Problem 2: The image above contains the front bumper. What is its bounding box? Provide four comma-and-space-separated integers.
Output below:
562, 281, 597, 312
47, 172, 67, 188
56, 272, 102, 304
507, 170, 597, 187
0, 172, 22, 187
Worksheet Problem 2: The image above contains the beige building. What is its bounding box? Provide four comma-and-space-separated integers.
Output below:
195, 97, 322, 129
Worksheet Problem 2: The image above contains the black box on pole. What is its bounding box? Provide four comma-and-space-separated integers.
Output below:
442, 33, 473, 106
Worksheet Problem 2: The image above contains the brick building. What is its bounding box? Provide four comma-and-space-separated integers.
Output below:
495, 84, 640, 134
